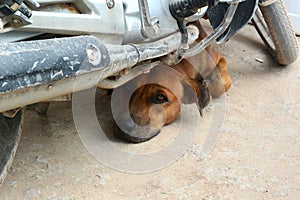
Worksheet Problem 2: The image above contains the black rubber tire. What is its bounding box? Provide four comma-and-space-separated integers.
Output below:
252, 0, 299, 65
0, 111, 23, 186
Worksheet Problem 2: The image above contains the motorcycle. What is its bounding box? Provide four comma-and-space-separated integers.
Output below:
0, 0, 298, 184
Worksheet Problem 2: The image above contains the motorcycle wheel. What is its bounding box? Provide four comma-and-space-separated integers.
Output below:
0, 111, 23, 186
252, 0, 299, 65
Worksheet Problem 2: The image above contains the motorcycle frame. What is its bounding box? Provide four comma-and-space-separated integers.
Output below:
1, 0, 186, 44
1, 0, 125, 43
0, 0, 257, 113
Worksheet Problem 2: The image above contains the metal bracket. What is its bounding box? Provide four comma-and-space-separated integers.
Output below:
138, 0, 160, 39
0, 0, 41, 29
258, 0, 277, 7
0, 0, 125, 44
183, 2, 239, 59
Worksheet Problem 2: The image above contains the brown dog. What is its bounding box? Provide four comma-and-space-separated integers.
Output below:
114, 24, 232, 143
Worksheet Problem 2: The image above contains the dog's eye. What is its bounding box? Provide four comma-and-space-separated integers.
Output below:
152, 93, 168, 104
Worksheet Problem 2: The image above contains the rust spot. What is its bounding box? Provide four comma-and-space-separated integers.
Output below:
59, 3, 80, 14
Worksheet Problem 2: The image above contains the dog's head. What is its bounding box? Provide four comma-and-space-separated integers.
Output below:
113, 22, 231, 143
114, 64, 210, 143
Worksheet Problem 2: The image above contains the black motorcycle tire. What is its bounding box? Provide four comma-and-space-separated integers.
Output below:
252, 0, 299, 65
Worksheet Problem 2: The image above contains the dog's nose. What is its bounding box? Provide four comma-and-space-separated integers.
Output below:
114, 117, 161, 143
116, 119, 137, 136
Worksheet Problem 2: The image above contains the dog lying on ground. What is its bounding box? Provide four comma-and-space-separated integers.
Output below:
114, 23, 232, 143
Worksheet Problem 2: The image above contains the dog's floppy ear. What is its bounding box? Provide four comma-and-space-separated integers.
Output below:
206, 57, 232, 98
181, 73, 210, 116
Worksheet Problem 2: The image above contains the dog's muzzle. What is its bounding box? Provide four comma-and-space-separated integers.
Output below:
113, 118, 161, 143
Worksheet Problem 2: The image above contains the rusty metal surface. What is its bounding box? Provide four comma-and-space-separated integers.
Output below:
0, 110, 23, 186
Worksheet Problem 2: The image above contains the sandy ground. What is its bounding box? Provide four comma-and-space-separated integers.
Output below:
0, 24, 299, 199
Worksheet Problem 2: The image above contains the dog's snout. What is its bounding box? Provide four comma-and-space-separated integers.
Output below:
131, 115, 144, 126
117, 119, 136, 133
114, 116, 161, 143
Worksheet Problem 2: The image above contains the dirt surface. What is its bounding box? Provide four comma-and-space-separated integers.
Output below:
0, 24, 299, 199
